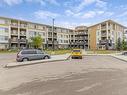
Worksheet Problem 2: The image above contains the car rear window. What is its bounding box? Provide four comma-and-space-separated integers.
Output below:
73, 50, 81, 52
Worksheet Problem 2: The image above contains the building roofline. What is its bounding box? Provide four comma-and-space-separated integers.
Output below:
0, 16, 74, 30
88, 19, 127, 28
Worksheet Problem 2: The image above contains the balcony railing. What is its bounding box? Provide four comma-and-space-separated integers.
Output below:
20, 31, 26, 36
47, 41, 58, 44
20, 24, 27, 28
101, 33, 107, 37
48, 35, 52, 38
20, 39, 27, 43
11, 32, 18, 36
11, 23, 18, 27
11, 39, 18, 43
101, 26, 106, 30
99, 40, 107, 44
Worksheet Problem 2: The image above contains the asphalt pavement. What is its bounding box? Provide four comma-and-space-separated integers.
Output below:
0, 56, 127, 95
0, 53, 16, 65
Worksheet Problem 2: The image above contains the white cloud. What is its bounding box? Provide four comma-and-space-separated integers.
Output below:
65, 10, 105, 19
0, 0, 22, 6
96, 10, 105, 14
0, 0, 59, 6
104, 11, 114, 17
75, 0, 96, 12
34, 10, 60, 19
65, 10, 81, 17
26, 0, 46, 5
96, 0, 107, 9
82, 11, 96, 19
64, 0, 108, 19
118, 11, 127, 17
65, 0, 107, 13
46, 0, 59, 5
65, 10, 74, 16
55, 21, 91, 29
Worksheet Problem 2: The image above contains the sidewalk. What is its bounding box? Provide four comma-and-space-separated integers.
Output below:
5, 54, 71, 68
111, 54, 127, 62
82, 49, 127, 62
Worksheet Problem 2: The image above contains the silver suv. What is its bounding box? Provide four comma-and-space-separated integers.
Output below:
16, 49, 51, 62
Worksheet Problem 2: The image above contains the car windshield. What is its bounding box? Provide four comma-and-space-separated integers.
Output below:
73, 50, 80, 52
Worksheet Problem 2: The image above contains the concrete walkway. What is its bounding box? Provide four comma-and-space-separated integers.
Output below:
5, 54, 71, 68
111, 54, 127, 62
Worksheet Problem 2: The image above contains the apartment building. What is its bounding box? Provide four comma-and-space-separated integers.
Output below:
88, 20, 126, 50
74, 26, 89, 49
0, 16, 126, 50
124, 29, 127, 42
0, 16, 74, 49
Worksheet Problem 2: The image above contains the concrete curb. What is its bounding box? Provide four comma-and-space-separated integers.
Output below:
5, 54, 71, 68
83, 53, 117, 56
110, 55, 127, 63
83, 53, 127, 63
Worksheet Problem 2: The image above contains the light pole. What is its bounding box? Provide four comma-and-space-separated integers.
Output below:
52, 18, 55, 51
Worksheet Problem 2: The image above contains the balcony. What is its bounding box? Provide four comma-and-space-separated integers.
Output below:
75, 41, 85, 45
11, 31, 18, 36
53, 35, 57, 38
84, 37, 88, 39
101, 33, 107, 37
47, 41, 58, 44
20, 39, 27, 43
99, 40, 107, 45
48, 35, 52, 38
20, 24, 27, 28
11, 39, 18, 43
20, 31, 26, 36
101, 26, 106, 30
11, 23, 18, 27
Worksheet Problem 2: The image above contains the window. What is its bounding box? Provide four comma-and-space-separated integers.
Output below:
0, 19, 8, 24
28, 50, 37, 54
98, 32, 99, 35
0, 35, 8, 41
21, 51, 28, 54
0, 27, 8, 33
112, 31, 114, 35
98, 38, 99, 42
43, 32, 45, 36
5, 36, 8, 40
43, 39, 45, 42
37, 50, 43, 54
29, 31, 35, 37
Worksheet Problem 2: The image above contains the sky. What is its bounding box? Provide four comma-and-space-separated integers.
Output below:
0, 0, 127, 29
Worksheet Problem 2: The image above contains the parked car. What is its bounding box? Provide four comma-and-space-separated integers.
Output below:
71, 49, 82, 59
16, 49, 51, 62
122, 51, 127, 55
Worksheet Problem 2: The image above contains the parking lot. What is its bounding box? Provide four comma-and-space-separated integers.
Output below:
0, 56, 127, 95
0, 53, 16, 65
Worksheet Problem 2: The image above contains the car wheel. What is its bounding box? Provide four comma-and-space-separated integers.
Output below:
44, 56, 50, 59
22, 58, 29, 62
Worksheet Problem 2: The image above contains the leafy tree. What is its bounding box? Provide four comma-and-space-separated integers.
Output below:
116, 37, 121, 51
121, 39, 127, 50
31, 35, 43, 49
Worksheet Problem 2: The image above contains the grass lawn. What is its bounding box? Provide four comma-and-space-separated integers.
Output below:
87, 50, 120, 54
0, 49, 121, 55
45, 49, 72, 55
0, 49, 72, 55
0, 50, 17, 53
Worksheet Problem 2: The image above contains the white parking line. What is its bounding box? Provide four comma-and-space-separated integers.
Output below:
76, 83, 101, 92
